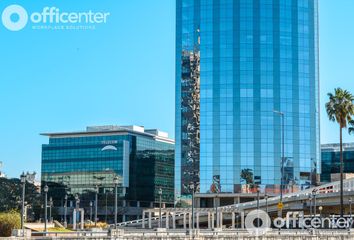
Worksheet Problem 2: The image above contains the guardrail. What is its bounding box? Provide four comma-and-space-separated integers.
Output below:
113, 179, 354, 228
22, 229, 354, 240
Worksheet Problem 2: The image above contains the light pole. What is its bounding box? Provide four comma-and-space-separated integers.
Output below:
49, 197, 53, 223
89, 201, 93, 222
191, 185, 195, 229
113, 176, 119, 229
93, 176, 105, 224
309, 195, 313, 217
256, 186, 260, 227
20, 173, 26, 235
43, 185, 49, 235
158, 188, 162, 228
313, 191, 317, 217
75, 194, 80, 210
350, 198, 352, 219
265, 194, 269, 214
74, 194, 80, 229
215, 194, 219, 228
273, 110, 285, 216
95, 185, 98, 227
64, 195, 68, 228
19, 172, 36, 236
105, 191, 108, 223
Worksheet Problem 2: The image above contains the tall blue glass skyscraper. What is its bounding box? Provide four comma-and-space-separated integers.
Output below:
175, 0, 320, 200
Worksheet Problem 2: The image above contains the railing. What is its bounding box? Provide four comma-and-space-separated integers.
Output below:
31, 230, 108, 237
24, 229, 354, 240
114, 178, 354, 228
222, 178, 354, 212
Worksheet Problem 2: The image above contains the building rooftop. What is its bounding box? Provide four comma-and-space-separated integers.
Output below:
321, 143, 354, 152
41, 125, 174, 144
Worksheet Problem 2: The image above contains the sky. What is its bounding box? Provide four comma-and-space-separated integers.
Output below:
0, 0, 353, 178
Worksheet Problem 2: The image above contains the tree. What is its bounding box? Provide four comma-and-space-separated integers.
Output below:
325, 88, 354, 216
0, 178, 41, 221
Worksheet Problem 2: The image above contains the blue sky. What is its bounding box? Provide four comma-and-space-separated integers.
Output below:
0, 0, 353, 178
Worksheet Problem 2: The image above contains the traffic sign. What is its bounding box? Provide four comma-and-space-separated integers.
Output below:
277, 202, 283, 210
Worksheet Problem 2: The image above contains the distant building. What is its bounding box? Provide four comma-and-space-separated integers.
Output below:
41, 125, 174, 223
321, 143, 354, 182
0, 161, 6, 178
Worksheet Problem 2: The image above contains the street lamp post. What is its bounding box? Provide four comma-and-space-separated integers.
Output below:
113, 176, 119, 229
309, 195, 313, 217
265, 194, 269, 214
43, 185, 49, 235
191, 185, 195, 229
95, 185, 98, 227
64, 195, 68, 228
256, 187, 260, 227
158, 188, 162, 228
313, 192, 317, 217
274, 110, 285, 216
89, 201, 93, 222
75, 194, 80, 210
20, 173, 26, 236
74, 194, 80, 230
19, 172, 36, 236
350, 198, 352, 219
105, 191, 108, 223
49, 197, 53, 223
215, 195, 219, 228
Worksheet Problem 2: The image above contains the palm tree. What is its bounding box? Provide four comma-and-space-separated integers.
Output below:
326, 88, 354, 216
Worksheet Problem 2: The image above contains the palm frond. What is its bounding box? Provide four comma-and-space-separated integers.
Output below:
326, 88, 354, 128
349, 120, 354, 135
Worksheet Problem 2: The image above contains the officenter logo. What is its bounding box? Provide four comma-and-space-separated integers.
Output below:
244, 210, 354, 236
1, 5, 110, 31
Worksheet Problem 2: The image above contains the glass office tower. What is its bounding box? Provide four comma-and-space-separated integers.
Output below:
41, 125, 174, 222
175, 0, 320, 200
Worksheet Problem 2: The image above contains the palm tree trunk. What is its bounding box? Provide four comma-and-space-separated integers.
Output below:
340, 126, 344, 217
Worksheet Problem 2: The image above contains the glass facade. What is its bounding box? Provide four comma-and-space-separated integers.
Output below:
321, 143, 354, 182
41, 126, 174, 221
176, 0, 320, 200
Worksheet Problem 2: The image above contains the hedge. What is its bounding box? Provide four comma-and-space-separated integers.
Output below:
0, 210, 21, 237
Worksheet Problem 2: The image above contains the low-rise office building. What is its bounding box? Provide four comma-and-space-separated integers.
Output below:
41, 125, 174, 223
321, 143, 354, 182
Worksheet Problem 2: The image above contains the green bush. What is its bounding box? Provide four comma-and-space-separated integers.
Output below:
0, 210, 21, 237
